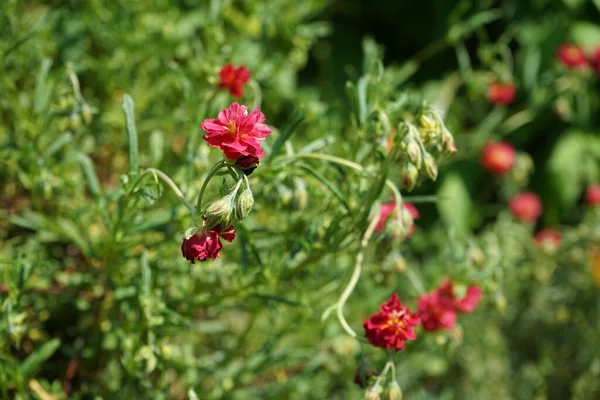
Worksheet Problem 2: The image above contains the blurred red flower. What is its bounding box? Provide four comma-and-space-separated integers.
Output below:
535, 229, 562, 252
218, 64, 250, 98
417, 279, 482, 331
586, 184, 600, 206
181, 225, 236, 263
201, 102, 272, 161
591, 47, 600, 74
557, 44, 588, 69
375, 202, 420, 238
480, 141, 516, 175
487, 82, 516, 106
510, 192, 542, 222
363, 293, 420, 351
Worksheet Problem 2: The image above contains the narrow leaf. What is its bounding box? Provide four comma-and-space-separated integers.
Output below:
20, 339, 61, 376
123, 94, 139, 173
267, 110, 304, 162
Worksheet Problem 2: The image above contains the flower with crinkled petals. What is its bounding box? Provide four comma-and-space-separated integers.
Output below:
181, 224, 236, 263
510, 192, 542, 223
557, 44, 588, 69
218, 64, 250, 98
417, 279, 482, 331
535, 229, 562, 253
487, 82, 517, 106
363, 293, 420, 351
480, 141, 516, 175
201, 102, 272, 161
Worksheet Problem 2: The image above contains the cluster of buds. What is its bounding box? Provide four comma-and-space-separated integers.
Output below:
399, 107, 456, 191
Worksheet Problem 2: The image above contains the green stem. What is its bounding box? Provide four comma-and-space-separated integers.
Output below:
138, 168, 198, 226
196, 160, 227, 212
371, 360, 395, 390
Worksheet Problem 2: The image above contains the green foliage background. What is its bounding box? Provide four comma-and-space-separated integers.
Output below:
2, 0, 600, 399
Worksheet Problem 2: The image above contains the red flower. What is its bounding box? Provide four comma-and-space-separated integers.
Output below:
218, 64, 250, 98
591, 47, 600, 74
487, 82, 517, 106
181, 225, 236, 263
586, 184, 600, 206
509, 192, 542, 223
557, 44, 588, 69
201, 102, 272, 161
363, 293, 420, 351
535, 229, 562, 252
417, 279, 482, 332
374, 202, 420, 239
480, 141, 516, 175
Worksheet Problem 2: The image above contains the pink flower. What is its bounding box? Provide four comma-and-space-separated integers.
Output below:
417, 279, 482, 332
557, 44, 588, 69
363, 293, 420, 351
590, 47, 600, 74
534, 229, 562, 252
201, 102, 272, 161
218, 64, 250, 98
487, 82, 517, 106
374, 202, 420, 239
181, 225, 236, 263
586, 184, 600, 206
480, 141, 516, 175
509, 192, 542, 223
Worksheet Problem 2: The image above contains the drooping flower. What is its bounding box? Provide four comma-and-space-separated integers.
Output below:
509, 192, 542, 223
557, 44, 588, 69
487, 82, 517, 106
590, 47, 600, 74
201, 102, 272, 161
480, 141, 516, 175
218, 64, 250, 98
181, 224, 236, 263
417, 279, 482, 332
535, 229, 562, 252
375, 201, 420, 240
363, 293, 420, 351
586, 184, 600, 206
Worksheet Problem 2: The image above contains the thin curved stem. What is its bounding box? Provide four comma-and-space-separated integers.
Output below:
140, 168, 198, 226
196, 160, 226, 212
335, 212, 381, 337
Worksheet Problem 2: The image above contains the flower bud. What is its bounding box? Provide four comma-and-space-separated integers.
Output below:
401, 163, 419, 191
399, 206, 414, 231
365, 387, 381, 400
388, 381, 402, 400
419, 114, 437, 131
405, 140, 422, 167
205, 196, 234, 228
235, 188, 254, 221
423, 153, 438, 181
440, 129, 456, 154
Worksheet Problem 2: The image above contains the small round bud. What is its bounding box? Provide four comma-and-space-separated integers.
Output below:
388, 381, 402, 400
419, 114, 438, 131
365, 386, 382, 400
235, 188, 254, 221
205, 197, 234, 228
423, 152, 438, 181
399, 206, 414, 231
440, 129, 456, 154
405, 140, 422, 167
401, 163, 419, 191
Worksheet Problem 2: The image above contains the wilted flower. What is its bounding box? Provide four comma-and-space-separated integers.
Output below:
363, 293, 420, 351
586, 184, 600, 207
487, 82, 517, 106
375, 202, 420, 240
235, 155, 260, 175
480, 141, 516, 175
201, 102, 272, 161
509, 192, 542, 223
417, 279, 482, 332
181, 224, 236, 263
535, 229, 562, 253
218, 64, 250, 98
557, 44, 588, 69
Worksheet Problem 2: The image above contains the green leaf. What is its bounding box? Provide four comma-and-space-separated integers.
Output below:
188, 390, 199, 400
266, 110, 304, 163
44, 132, 73, 160
437, 172, 472, 238
297, 163, 351, 213
563, 0, 585, 9
20, 338, 61, 376
123, 94, 139, 173
149, 130, 164, 167
76, 153, 102, 197
141, 250, 151, 294
34, 58, 53, 114
571, 22, 600, 51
